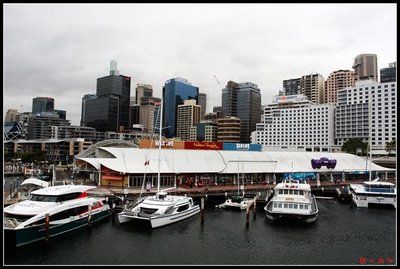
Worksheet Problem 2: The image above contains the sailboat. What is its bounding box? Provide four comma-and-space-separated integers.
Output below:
349, 99, 396, 208
216, 162, 254, 210
117, 99, 200, 228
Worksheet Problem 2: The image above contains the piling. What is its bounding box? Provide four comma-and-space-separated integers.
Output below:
253, 195, 257, 220
201, 197, 205, 226
111, 201, 116, 223
88, 205, 92, 227
45, 213, 50, 241
246, 206, 250, 228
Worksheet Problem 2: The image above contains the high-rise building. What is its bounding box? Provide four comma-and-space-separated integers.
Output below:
300, 73, 324, 104
217, 116, 241, 143
4, 109, 21, 123
353, 54, 378, 81
190, 121, 218, 142
135, 84, 153, 104
129, 104, 141, 128
32, 97, 54, 114
176, 99, 201, 141
139, 97, 161, 133
254, 94, 335, 152
213, 106, 223, 118
283, 78, 302, 95
81, 94, 96, 126
198, 93, 207, 119
27, 113, 71, 140
335, 80, 396, 154
82, 61, 131, 132
380, 62, 396, 83
162, 78, 199, 138
221, 81, 261, 143
324, 70, 357, 105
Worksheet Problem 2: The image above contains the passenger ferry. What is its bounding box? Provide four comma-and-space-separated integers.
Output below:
4, 185, 111, 247
264, 179, 318, 223
349, 180, 396, 208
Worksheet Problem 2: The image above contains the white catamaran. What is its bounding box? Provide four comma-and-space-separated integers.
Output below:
117, 99, 200, 228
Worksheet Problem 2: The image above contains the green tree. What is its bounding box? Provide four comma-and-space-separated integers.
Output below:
341, 138, 368, 156
385, 139, 396, 156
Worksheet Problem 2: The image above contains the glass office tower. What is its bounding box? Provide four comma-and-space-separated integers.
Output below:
162, 78, 199, 138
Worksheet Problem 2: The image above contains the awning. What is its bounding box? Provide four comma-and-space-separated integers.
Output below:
21, 177, 50, 187
102, 175, 123, 181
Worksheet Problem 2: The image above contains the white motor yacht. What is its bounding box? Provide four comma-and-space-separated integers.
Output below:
264, 179, 318, 223
350, 180, 396, 208
4, 185, 111, 247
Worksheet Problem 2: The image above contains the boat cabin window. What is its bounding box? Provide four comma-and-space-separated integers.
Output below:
293, 204, 298, 209
299, 190, 304, 195
4, 212, 36, 222
50, 206, 89, 221
278, 203, 282, 208
177, 204, 189, 212
156, 193, 167, 200
284, 204, 288, 208
299, 204, 303, 209
289, 204, 293, 209
28, 192, 83, 203
273, 203, 277, 208
28, 194, 59, 202
284, 190, 289, 195
304, 205, 309, 210
278, 190, 283, 195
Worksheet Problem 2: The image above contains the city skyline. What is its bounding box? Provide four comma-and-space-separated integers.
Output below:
4, 3, 396, 125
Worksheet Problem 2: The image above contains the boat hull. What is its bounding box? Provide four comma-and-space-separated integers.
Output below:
265, 211, 318, 223
351, 193, 396, 208
120, 205, 200, 228
5, 210, 111, 248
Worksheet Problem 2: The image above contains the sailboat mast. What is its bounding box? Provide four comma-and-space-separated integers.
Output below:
368, 98, 372, 181
157, 99, 163, 193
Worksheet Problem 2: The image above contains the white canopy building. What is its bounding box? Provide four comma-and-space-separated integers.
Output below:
75, 147, 395, 187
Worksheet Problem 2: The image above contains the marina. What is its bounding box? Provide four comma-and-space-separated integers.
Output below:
3, 196, 396, 265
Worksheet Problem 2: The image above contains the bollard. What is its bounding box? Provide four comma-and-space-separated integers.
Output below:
246, 206, 250, 228
45, 213, 50, 241
253, 196, 257, 220
201, 197, 205, 226
88, 205, 92, 227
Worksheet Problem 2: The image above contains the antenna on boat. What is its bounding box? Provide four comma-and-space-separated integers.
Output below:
157, 98, 163, 193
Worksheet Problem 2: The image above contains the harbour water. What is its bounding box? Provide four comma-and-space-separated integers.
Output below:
3, 197, 396, 265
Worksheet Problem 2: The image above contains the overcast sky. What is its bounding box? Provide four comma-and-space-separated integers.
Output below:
4, 3, 397, 125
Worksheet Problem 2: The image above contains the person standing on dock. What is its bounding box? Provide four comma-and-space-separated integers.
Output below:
146, 181, 151, 192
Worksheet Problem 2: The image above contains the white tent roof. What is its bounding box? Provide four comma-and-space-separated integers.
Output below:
21, 177, 50, 188
76, 147, 395, 174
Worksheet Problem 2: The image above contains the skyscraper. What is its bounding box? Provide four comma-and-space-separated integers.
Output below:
162, 78, 199, 138
139, 97, 161, 133
176, 99, 201, 141
198, 92, 207, 119
380, 62, 396, 83
324, 70, 357, 105
283, 78, 302, 95
32, 97, 54, 114
300, 73, 324, 104
135, 84, 153, 104
353, 54, 378, 81
82, 61, 131, 132
221, 81, 261, 143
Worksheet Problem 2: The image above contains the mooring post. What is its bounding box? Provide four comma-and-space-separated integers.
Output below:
45, 213, 50, 241
201, 197, 205, 226
246, 206, 250, 228
88, 205, 92, 227
253, 194, 257, 220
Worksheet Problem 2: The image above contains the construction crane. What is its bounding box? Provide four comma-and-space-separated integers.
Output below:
213, 75, 220, 85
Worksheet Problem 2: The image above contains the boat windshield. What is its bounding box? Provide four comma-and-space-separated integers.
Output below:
28, 194, 59, 202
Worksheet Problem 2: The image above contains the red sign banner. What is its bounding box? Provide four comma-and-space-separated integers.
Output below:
184, 141, 223, 150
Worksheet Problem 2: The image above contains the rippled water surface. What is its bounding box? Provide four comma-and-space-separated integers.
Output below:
4, 198, 396, 265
